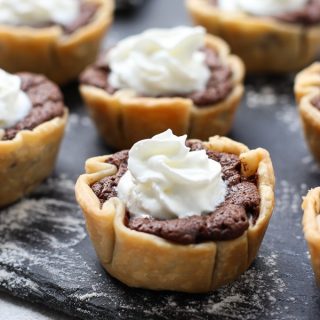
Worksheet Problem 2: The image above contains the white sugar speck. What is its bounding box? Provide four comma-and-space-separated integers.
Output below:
276, 180, 308, 216
73, 292, 109, 301
246, 85, 291, 109
246, 84, 300, 133
274, 106, 300, 133
0, 269, 39, 292
66, 113, 93, 132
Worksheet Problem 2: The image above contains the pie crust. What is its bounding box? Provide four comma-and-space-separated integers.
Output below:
80, 34, 245, 150
0, 0, 114, 85
302, 187, 320, 285
75, 136, 275, 293
186, 0, 320, 73
0, 109, 68, 208
294, 62, 320, 163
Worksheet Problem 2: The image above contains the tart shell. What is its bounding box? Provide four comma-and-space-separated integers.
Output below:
0, 0, 114, 85
186, 0, 320, 73
0, 109, 68, 208
80, 35, 245, 150
75, 136, 275, 293
302, 188, 320, 285
294, 63, 320, 164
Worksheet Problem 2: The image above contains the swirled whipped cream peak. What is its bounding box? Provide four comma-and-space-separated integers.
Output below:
0, 69, 32, 129
107, 26, 211, 97
117, 130, 227, 220
217, 0, 308, 16
0, 0, 80, 27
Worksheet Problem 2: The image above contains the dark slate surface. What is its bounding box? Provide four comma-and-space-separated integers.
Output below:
0, 1, 320, 319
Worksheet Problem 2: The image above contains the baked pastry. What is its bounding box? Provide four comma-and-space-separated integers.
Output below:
186, 0, 320, 73
75, 130, 275, 293
0, 69, 68, 207
294, 62, 320, 163
0, 0, 114, 85
80, 26, 245, 149
302, 187, 320, 285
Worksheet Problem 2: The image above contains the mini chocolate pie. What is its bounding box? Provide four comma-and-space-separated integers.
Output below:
79, 32, 245, 150
0, 0, 114, 85
302, 187, 320, 285
186, 0, 320, 73
294, 62, 320, 164
75, 136, 275, 293
0, 72, 68, 208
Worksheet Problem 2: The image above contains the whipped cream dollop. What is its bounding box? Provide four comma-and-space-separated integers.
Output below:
0, 69, 32, 129
107, 26, 210, 97
217, 0, 308, 16
0, 0, 80, 27
117, 130, 226, 220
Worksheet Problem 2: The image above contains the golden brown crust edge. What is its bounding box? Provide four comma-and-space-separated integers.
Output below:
0, 109, 68, 208
294, 63, 320, 164
80, 34, 245, 150
295, 63, 320, 103
75, 136, 275, 293
0, 0, 114, 85
186, 0, 320, 73
302, 188, 320, 285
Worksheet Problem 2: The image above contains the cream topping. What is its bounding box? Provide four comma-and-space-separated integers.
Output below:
117, 130, 227, 220
0, 0, 80, 27
217, 0, 308, 16
107, 26, 210, 97
0, 69, 32, 129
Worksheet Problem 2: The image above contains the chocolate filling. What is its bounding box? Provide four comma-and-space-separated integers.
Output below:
2, 73, 65, 141
211, 0, 320, 25
91, 141, 260, 245
7, 1, 98, 35
91, 150, 129, 202
80, 47, 233, 107
312, 94, 320, 111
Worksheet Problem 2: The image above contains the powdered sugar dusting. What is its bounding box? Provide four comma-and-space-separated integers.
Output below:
0, 269, 40, 293
0, 175, 95, 292
301, 155, 320, 174
0, 198, 84, 249
276, 180, 308, 216
247, 86, 278, 108
74, 292, 109, 301
274, 106, 300, 133
67, 113, 93, 132
246, 85, 291, 109
138, 252, 285, 320
245, 82, 300, 133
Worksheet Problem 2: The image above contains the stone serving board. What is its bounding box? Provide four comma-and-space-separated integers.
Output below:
0, 1, 320, 319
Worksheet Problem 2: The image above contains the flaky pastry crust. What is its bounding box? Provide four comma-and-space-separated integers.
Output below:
75, 136, 275, 293
294, 63, 320, 163
0, 0, 114, 85
302, 188, 320, 285
186, 0, 320, 73
80, 34, 245, 150
0, 109, 68, 208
